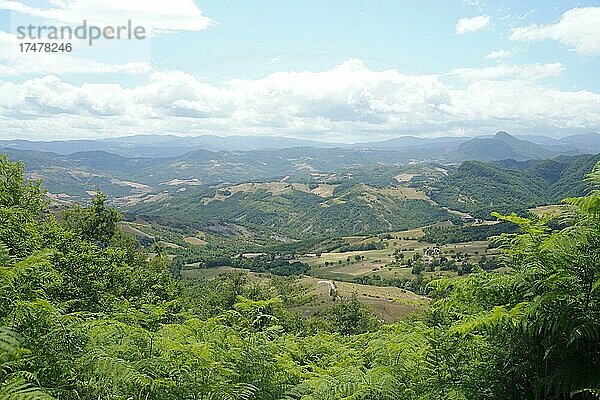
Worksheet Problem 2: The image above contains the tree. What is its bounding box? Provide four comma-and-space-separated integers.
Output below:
0, 156, 44, 258
2, 154, 600, 400
394, 249, 405, 262
62, 192, 121, 248
0, 155, 44, 215
323, 295, 379, 335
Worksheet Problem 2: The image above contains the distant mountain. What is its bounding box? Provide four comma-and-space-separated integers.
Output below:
3, 131, 599, 200
452, 131, 557, 161
558, 133, 600, 153
514, 133, 600, 154
0, 148, 163, 198
0, 135, 340, 158
514, 134, 563, 146
2, 148, 162, 174
2, 131, 598, 160
0, 148, 70, 170
358, 136, 469, 150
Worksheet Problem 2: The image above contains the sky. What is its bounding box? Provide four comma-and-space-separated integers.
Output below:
0, 0, 599, 142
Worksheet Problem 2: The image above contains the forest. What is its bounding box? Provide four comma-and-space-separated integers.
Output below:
1, 153, 600, 399
427, 155, 600, 218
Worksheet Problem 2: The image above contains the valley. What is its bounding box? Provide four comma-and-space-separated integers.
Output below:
2, 132, 600, 399
4, 133, 597, 301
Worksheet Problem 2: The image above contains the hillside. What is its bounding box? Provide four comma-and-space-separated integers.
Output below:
126, 152, 600, 240
427, 153, 600, 217
3, 142, 597, 236
2, 151, 600, 400
128, 181, 452, 239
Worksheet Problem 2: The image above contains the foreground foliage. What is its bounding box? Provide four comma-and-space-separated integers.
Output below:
1, 154, 599, 399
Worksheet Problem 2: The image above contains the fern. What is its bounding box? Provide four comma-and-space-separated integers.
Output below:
0, 328, 53, 400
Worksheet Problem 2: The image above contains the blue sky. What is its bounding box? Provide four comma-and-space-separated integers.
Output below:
0, 0, 599, 141
155, 0, 598, 88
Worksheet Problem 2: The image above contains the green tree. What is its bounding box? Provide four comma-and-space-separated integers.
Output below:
62, 192, 121, 248
323, 295, 379, 335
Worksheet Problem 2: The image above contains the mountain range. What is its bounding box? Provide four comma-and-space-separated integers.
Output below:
2, 131, 600, 202
3, 131, 600, 158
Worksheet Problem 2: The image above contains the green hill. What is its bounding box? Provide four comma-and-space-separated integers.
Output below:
428, 153, 600, 217
128, 182, 452, 239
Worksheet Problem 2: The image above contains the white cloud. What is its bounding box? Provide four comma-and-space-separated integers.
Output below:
445, 80, 600, 131
0, 64, 18, 76
485, 49, 512, 60
0, 31, 151, 76
1, 60, 599, 141
0, 0, 214, 34
510, 7, 600, 55
0, 76, 129, 117
270, 55, 285, 64
456, 15, 490, 35
448, 63, 564, 81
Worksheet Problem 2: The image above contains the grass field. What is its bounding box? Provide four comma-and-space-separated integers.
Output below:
394, 173, 416, 183
181, 266, 247, 279
296, 277, 428, 323
378, 186, 430, 201
183, 236, 207, 246
529, 204, 565, 216
148, 216, 497, 322
299, 224, 492, 282
179, 266, 428, 322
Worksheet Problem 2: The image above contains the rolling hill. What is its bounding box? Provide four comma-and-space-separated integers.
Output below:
125, 152, 600, 241
427, 153, 600, 218
127, 181, 453, 239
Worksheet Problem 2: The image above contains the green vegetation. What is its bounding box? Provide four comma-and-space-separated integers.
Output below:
130, 183, 452, 238
420, 221, 520, 245
428, 154, 600, 218
2, 153, 600, 399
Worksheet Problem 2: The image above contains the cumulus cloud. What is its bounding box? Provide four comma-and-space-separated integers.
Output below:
510, 7, 600, 55
445, 80, 600, 130
456, 15, 490, 35
0, 76, 129, 117
485, 49, 512, 60
0, 0, 214, 34
1, 60, 599, 141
